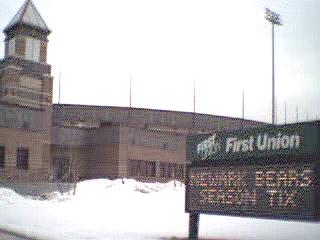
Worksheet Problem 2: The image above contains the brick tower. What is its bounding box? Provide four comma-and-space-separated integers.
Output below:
0, 0, 53, 109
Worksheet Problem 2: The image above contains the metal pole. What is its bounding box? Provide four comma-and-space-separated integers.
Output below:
284, 101, 287, 124
265, 8, 282, 125
189, 213, 199, 240
242, 89, 245, 120
192, 80, 196, 129
72, 148, 77, 196
272, 23, 275, 125
242, 89, 244, 128
58, 72, 61, 104
129, 76, 132, 108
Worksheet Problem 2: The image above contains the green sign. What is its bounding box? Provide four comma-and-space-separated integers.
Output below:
187, 122, 320, 163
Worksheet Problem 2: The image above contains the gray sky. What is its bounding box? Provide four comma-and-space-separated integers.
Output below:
0, 0, 319, 123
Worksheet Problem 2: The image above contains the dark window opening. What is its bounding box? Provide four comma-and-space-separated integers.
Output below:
0, 146, 5, 168
160, 162, 185, 180
162, 143, 168, 150
100, 121, 113, 127
128, 159, 156, 178
160, 162, 173, 178
16, 147, 29, 170
146, 161, 156, 177
22, 112, 32, 128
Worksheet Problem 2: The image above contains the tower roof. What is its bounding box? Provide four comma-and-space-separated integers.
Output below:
4, 0, 50, 33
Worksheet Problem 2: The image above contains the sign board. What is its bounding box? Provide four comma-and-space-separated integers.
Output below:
187, 123, 320, 163
186, 122, 320, 222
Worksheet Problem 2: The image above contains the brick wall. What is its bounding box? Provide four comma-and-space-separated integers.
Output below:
0, 127, 50, 182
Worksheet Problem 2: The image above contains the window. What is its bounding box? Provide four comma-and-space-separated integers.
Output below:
15, 38, 26, 56
22, 112, 32, 128
160, 163, 184, 179
40, 42, 47, 63
128, 159, 156, 177
100, 121, 113, 127
25, 37, 40, 62
140, 160, 146, 176
128, 159, 140, 177
8, 38, 15, 56
0, 110, 5, 126
175, 164, 185, 179
0, 146, 5, 168
160, 162, 173, 178
146, 161, 156, 177
162, 143, 168, 150
16, 147, 29, 170
5, 111, 17, 127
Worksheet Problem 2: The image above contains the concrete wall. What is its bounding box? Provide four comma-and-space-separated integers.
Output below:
118, 127, 186, 179
50, 126, 120, 146
50, 126, 187, 181
76, 144, 119, 179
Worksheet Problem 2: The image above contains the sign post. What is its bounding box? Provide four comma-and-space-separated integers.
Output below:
189, 213, 199, 240
186, 122, 320, 239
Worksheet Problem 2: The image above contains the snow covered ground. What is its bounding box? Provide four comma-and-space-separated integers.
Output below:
0, 179, 319, 240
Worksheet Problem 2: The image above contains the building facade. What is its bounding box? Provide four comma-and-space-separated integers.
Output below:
0, 1, 265, 183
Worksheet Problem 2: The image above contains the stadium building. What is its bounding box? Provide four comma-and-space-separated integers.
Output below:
0, 0, 264, 182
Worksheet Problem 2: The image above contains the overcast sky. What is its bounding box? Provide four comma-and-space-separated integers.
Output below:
0, 0, 319, 123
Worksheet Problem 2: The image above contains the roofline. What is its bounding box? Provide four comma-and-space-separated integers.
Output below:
0, 101, 47, 112
4, 0, 51, 34
278, 119, 320, 127
4, 23, 51, 35
52, 103, 267, 124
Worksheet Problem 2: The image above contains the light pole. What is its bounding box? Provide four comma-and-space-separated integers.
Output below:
265, 8, 282, 125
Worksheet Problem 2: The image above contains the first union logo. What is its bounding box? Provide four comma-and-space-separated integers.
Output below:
196, 134, 221, 160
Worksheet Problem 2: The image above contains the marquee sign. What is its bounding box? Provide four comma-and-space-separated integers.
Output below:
186, 122, 320, 222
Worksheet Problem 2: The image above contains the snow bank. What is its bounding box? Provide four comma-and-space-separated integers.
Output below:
0, 179, 319, 240
0, 188, 26, 204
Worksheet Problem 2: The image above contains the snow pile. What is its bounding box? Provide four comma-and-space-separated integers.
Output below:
0, 179, 319, 240
0, 188, 28, 205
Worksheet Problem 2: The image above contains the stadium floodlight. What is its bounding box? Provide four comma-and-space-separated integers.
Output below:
265, 8, 282, 26
265, 8, 282, 125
